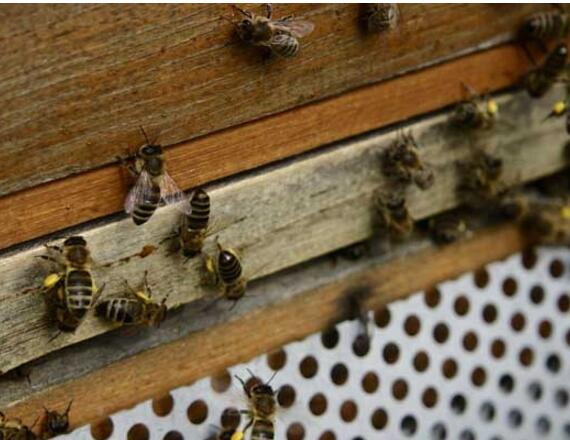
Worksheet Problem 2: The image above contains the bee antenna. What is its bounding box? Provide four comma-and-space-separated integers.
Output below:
231, 4, 250, 17
30, 416, 40, 429
266, 370, 278, 386
139, 126, 150, 145
246, 368, 256, 378
234, 374, 246, 387
65, 399, 73, 415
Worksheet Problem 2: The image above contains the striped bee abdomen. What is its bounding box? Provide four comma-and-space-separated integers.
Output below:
188, 189, 210, 231
523, 12, 570, 39
133, 184, 161, 225
272, 35, 299, 57
96, 298, 144, 325
251, 420, 275, 440
218, 250, 242, 284
65, 269, 94, 319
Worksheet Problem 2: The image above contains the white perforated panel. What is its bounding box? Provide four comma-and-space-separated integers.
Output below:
65, 247, 570, 440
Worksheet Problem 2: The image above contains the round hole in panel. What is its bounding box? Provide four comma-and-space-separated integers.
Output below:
404, 314, 421, 335
392, 378, 409, 400
321, 327, 340, 349
361, 371, 379, 393
400, 415, 418, 436
152, 393, 174, 417
510, 312, 526, 332
546, 353, 562, 373
127, 424, 149, 440
459, 430, 475, 440
422, 386, 438, 408
90, 417, 114, 440
490, 338, 506, 359
300, 355, 318, 378
507, 408, 523, 428
220, 407, 241, 430
555, 388, 569, 407
502, 277, 517, 297
383, 342, 400, 364
433, 322, 450, 344
454, 295, 470, 316
319, 431, 336, 440
163, 432, 183, 440
519, 346, 534, 367
482, 303, 498, 323
474, 267, 490, 288
521, 247, 537, 269
462, 331, 478, 352
498, 373, 515, 393
442, 358, 458, 379
528, 381, 543, 401
536, 416, 551, 434
267, 349, 287, 371
309, 393, 328, 416
450, 394, 467, 414
558, 294, 570, 313
352, 334, 370, 357
471, 366, 487, 387
331, 363, 349, 385
424, 286, 441, 308
340, 400, 358, 423
549, 259, 564, 278
538, 319, 553, 339
286, 422, 305, 440
374, 307, 391, 328
530, 285, 545, 304
430, 422, 447, 440
278, 384, 296, 408
371, 408, 388, 430
187, 400, 208, 425
566, 328, 570, 346
413, 351, 430, 373
210, 370, 232, 393
480, 401, 496, 422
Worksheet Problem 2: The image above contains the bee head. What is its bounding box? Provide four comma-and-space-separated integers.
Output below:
521, 17, 541, 37
236, 19, 255, 42
63, 236, 86, 247
252, 383, 274, 396
45, 408, 70, 435
139, 144, 163, 158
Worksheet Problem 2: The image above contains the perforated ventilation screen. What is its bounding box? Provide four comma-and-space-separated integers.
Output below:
66, 247, 570, 440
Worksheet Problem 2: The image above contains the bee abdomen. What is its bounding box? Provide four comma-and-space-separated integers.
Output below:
251, 420, 275, 440
96, 298, 143, 325
218, 253, 243, 284
65, 269, 94, 319
133, 184, 161, 225
272, 35, 299, 57
188, 190, 210, 231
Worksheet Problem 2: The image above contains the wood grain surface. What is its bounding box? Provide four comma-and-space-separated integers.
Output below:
0, 44, 535, 251
0, 87, 568, 375
0, 4, 542, 196
2, 223, 525, 428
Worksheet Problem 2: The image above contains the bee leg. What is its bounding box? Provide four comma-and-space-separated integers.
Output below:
264, 3, 272, 19
44, 243, 63, 253
93, 283, 106, 305
240, 416, 254, 434
48, 331, 63, 343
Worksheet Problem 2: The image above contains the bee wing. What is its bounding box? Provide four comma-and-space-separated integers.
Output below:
124, 170, 153, 214
274, 19, 315, 38
159, 172, 192, 215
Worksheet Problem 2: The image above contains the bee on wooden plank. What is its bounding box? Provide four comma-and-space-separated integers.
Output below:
519, 199, 570, 245
0, 411, 37, 440
340, 286, 373, 355
38, 236, 104, 336
497, 191, 531, 221
456, 151, 504, 207
428, 211, 469, 245
524, 43, 568, 98
381, 130, 434, 190
235, 370, 278, 440
165, 188, 211, 259
231, 4, 314, 58
39, 401, 72, 440
96, 272, 168, 328
120, 127, 191, 226
374, 193, 413, 239
520, 6, 570, 42
449, 83, 499, 131
360, 3, 400, 33
202, 241, 247, 304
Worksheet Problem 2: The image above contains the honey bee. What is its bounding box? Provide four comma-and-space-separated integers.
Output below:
235, 371, 278, 440
520, 7, 570, 42
232, 4, 315, 58
428, 211, 468, 245
449, 83, 499, 130
544, 98, 570, 134
374, 193, 414, 239
497, 191, 530, 221
121, 127, 191, 226
524, 43, 568, 98
0, 411, 37, 440
519, 199, 570, 245
203, 242, 247, 304
340, 286, 373, 355
456, 151, 504, 206
40, 401, 72, 439
167, 188, 211, 259
95, 272, 167, 327
360, 3, 400, 33
38, 236, 104, 335
381, 130, 434, 190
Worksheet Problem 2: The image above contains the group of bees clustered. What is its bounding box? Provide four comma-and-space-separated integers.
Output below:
4, 4, 570, 440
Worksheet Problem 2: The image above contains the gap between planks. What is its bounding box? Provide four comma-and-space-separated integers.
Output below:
0, 43, 537, 251
0, 87, 568, 375
2, 223, 525, 428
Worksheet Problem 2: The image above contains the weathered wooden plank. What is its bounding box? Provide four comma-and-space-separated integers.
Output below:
0, 44, 534, 251
1, 223, 525, 428
0, 4, 542, 196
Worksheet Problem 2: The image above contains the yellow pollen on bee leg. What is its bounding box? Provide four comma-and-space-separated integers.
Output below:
43, 273, 62, 289
560, 205, 570, 220
487, 100, 498, 116
231, 432, 244, 440
554, 101, 567, 115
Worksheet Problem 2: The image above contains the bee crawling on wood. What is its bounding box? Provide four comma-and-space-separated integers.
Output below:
120, 127, 191, 226
202, 241, 247, 305
360, 3, 400, 33
38, 236, 104, 336
449, 83, 499, 131
428, 211, 469, 245
164, 188, 211, 260
96, 272, 168, 328
519, 6, 570, 43
231, 3, 315, 58
374, 193, 414, 239
39, 401, 72, 440
381, 130, 434, 190
0, 411, 37, 440
235, 370, 278, 440
524, 42, 568, 98
456, 150, 504, 207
